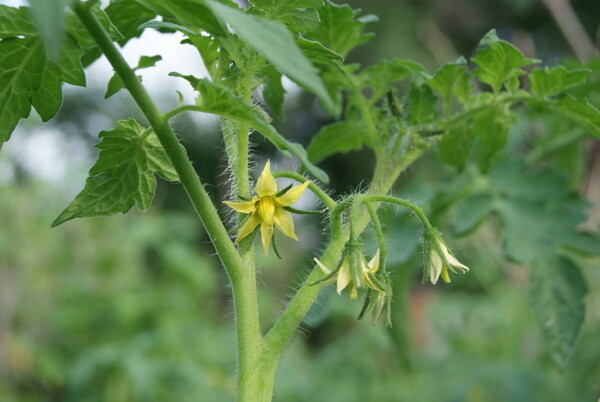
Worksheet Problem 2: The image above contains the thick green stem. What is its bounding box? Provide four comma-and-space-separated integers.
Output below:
73, 4, 263, 400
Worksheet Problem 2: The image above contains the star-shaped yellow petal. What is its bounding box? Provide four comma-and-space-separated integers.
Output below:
224, 160, 311, 254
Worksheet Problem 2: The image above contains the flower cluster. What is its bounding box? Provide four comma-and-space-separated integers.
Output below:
426, 232, 469, 284
314, 246, 383, 300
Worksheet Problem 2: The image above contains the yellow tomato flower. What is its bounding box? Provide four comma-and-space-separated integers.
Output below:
428, 238, 469, 284
224, 160, 310, 254
314, 249, 383, 300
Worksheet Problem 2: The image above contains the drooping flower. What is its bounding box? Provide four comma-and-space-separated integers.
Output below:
314, 249, 383, 300
428, 236, 469, 284
224, 160, 310, 254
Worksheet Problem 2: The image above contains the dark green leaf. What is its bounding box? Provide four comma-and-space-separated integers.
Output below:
472, 29, 538, 93
205, 0, 338, 116
52, 119, 179, 227
307, 120, 364, 162
304, 1, 375, 57
530, 66, 590, 98
529, 256, 587, 368
171, 74, 329, 183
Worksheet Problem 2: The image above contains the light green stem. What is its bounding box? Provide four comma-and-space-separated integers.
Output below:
73, 3, 263, 400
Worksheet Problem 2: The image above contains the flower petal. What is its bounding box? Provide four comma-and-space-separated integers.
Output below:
260, 223, 273, 254
273, 208, 298, 240
444, 252, 469, 273
236, 213, 260, 242
257, 197, 275, 226
224, 198, 257, 214
275, 181, 310, 207
255, 160, 277, 196
336, 260, 351, 295
365, 249, 380, 274
440, 265, 451, 283
429, 251, 443, 284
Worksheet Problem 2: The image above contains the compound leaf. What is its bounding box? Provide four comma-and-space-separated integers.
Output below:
304, 1, 375, 57
52, 119, 179, 227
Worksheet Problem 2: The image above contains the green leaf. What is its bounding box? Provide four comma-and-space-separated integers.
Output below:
172, 74, 329, 183
406, 82, 437, 125
138, 20, 197, 37
52, 119, 179, 227
104, 0, 156, 46
427, 56, 470, 103
105, 55, 159, 99
541, 95, 600, 138
448, 160, 596, 366
489, 160, 593, 262
307, 120, 364, 163
530, 66, 590, 98
205, 0, 338, 116
27, 0, 73, 59
251, 0, 324, 34
279, 8, 320, 34
471, 106, 514, 171
0, 33, 85, 144
529, 256, 587, 368
0, 6, 36, 38
136, 55, 162, 69
438, 127, 473, 170
296, 37, 343, 68
451, 193, 495, 236
304, 1, 375, 57
360, 59, 426, 99
105, 74, 125, 98
135, 0, 226, 36
472, 29, 539, 93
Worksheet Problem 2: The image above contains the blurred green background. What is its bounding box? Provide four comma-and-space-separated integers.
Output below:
1, 0, 600, 401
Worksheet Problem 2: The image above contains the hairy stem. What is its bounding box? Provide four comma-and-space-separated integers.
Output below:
73, 3, 263, 400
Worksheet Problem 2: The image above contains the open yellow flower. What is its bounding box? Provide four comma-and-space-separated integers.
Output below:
224, 160, 310, 254
314, 249, 383, 300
